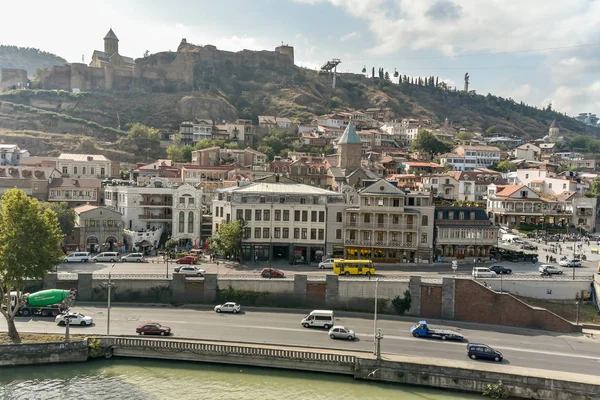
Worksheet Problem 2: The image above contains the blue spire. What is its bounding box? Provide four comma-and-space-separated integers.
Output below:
338, 122, 361, 144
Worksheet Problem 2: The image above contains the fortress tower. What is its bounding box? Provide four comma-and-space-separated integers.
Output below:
275, 44, 295, 66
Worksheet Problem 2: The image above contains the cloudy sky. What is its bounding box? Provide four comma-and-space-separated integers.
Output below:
2, 0, 599, 116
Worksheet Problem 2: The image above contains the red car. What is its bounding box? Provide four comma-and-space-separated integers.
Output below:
136, 322, 171, 336
175, 256, 197, 264
260, 268, 285, 278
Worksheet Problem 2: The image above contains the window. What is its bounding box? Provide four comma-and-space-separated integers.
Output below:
254, 228, 261, 239
260, 197, 266, 203
188, 212, 194, 233
349, 230, 356, 240
363, 231, 371, 240
188, 198, 194, 205
100, 167, 105, 176
280, 197, 285, 203
241, 197, 247, 203
283, 210, 290, 221
318, 229, 324, 240
91, 167, 95, 175
311, 211, 317, 222
73, 166, 78, 174
392, 199, 400, 207
245, 209, 252, 221
180, 197, 186, 204
448, 212, 454, 220
62, 166, 67, 174
283, 228, 289, 239
299, 210, 306, 221
244, 228, 251, 239
459, 211, 465, 220
391, 232, 399, 241
336, 212, 342, 222
563, 183, 566, 189
437, 211, 443, 219
236, 210, 243, 220
274, 227, 281, 238
263, 228, 269, 239
336, 229, 342, 239
364, 214, 370, 223
82, 167, 86, 175
421, 233, 427, 244
364, 197, 371, 206
294, 228, 300, 239
525, 174, 529, 179
520, 191, 528, 197
549, 183, 553, 189
264, 210, 270, 221
275, 210, 281, 221
470, 212, 476, 220
392, 215, 399, 224
319, 211, 325, 222
255, 210, 262, 221
377, 214, 384, 223
300, 198, 306, 204
179, 211, 184, 233
294, 210, 300, 221
421, 215, 428, 226
301, 228, 308, 239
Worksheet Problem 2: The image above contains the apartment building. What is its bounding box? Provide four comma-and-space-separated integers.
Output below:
73, 205, 124, 253
57, 153, 115, 179
0, 144, 30, 166
439, 145, 502, 171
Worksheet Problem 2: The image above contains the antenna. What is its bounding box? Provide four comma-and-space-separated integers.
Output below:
320, 59, 342, 89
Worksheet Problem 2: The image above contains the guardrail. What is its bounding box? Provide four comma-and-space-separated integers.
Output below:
217, 274, 294, 281
471, 274, 593, 281
102, 337, 356, 364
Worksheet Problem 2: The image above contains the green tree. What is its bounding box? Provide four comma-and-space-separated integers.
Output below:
457, 131, 473, 141
412, 129, 452, 157
491, 160, 517, 172
485, 125, 497, 134
167, 144, 194, 162
0, 189, 64, 343
210, 220, 245, 259
194, 139, 226, 150
126, 122, 161, 142
40, 202, 75, 236
589, 178, 600, 197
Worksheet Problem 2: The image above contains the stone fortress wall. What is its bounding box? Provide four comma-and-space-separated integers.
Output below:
1, 39, 295, 92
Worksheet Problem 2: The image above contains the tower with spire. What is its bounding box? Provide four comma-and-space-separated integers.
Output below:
548, 119, 560, 142
90, 28, 134, 71
104, 28, 119, 56
337, 123, 362, 170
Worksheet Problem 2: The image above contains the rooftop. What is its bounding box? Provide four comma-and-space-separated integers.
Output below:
73, 205, 100, 214
223, 181, 339, 195
58, 153, 110, 162
337, 123, 361, 145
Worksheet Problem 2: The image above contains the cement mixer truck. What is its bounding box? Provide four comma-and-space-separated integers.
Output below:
8, 289, 77, 317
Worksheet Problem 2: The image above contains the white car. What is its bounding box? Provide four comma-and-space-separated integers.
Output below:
318, 258, 337, 269
539, 264, 563, 275
328, 326, 356, 340
214, 302, 241, 313
55, 313, 93, 326
559, 258, 582, 268
472, 267, 496, 278
64, 252, 90, 263
177, 266, 206, 277
121, 253, 146, 263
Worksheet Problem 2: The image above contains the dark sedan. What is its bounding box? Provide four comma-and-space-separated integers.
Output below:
489, 265, 512, 274
136, 322, 171, 336
466, 343, 503, 362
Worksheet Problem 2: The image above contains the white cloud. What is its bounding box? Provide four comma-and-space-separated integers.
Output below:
546, 81, 600, 115
340, 32, 360, 42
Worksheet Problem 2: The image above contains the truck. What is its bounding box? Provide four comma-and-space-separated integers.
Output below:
8, 289, 76, 317
409, 320, 464, 341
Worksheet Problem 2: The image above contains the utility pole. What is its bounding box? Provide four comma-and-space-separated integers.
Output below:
107, 264, 115, 336
373, 278, 380, 356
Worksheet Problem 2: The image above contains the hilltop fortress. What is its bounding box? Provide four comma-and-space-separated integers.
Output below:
0, 29, 295, 92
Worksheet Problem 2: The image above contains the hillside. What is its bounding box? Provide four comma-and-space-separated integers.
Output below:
0, 45, 67, 76
0, 58, 598, 159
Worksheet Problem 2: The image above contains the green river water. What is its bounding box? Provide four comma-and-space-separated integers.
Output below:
0, 359, 483, 400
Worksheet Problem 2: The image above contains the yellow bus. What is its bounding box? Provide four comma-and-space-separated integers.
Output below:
333, 259, 375, 276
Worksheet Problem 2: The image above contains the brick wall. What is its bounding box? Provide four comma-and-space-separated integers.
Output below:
420, 284, 442, 318
454, 279, 578, 332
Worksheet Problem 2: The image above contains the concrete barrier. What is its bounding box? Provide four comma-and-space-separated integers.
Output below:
0, 341, 88, 366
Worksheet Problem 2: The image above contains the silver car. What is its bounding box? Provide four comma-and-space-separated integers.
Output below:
177, 266, 206, 277
328, 325, 356, 340
214, 302, 241, 313
121, 253, 146, 263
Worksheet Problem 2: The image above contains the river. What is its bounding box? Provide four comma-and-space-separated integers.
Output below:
0, 359, 482, 400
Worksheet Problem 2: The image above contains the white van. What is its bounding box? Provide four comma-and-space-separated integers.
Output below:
301, 310, 335, 329
64, 252, 91, 263
472, 267, 496, 278
92, 252, 120, 262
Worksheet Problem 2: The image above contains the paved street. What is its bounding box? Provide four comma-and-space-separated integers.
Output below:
2, 305, 599, 375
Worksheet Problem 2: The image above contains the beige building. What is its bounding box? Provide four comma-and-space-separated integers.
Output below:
342, 179, 435, 263
0, 166, 61, 200
90, 29, 134, 71
73, 205, 124, 253
48, 178, 102, 207
57, 153, 114, 179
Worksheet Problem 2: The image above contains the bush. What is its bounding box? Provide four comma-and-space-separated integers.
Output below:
88, 338, 104, 359
392, 290, 412, 315
217, 286, 269, 304
482, 380, 508, 399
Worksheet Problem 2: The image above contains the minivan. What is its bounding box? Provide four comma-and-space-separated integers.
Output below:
472, 267, 496, 278
301, 310, 334, 329
92, 252, 120, 263
64, 252, 91, 263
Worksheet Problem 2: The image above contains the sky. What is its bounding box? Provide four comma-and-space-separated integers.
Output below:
2, 0, 600, 117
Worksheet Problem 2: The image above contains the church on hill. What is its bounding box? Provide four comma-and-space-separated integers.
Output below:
89, 28, 135, 71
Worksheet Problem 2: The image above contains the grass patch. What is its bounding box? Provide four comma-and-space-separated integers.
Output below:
0, 332, 87, 345
515, 296, 600, 324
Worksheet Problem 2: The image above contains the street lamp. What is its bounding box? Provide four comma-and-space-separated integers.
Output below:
576, 300, 580, 325
107, 263, 115, 336
165, 236, 171, 279
373, 278, 380, 356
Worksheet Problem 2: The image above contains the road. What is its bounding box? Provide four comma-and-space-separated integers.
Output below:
2, 305, 600, 376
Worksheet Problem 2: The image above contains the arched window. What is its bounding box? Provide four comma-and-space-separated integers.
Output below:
179, 211, 184, 233
188, 211, 194, 233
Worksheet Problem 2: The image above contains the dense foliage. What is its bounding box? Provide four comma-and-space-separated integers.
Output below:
0, 45, 67, 76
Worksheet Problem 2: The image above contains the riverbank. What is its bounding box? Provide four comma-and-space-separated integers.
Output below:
2, 335, 598, 400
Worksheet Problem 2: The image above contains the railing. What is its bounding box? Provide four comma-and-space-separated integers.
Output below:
577, 211, 594, 216
345, 222, 416, 230
217, 274, 294, 281
344, 239, 417, 248
140, 201, 172, 206
103, 337, 357, 364
472, 275, 593, 281
138, 214, 171, 220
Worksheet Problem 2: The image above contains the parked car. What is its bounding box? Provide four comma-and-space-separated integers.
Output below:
559, 258, 581, 268
122, 253, 146, 263
174, 266, 206, 276
55, 313, 93, 326
91, 252, 120, 263
328, 326, 355, 340
175, 256, 198, 265
466, 343, 503, 362
472, 267, 496, 278
539, 264, 563, 275
64, 252, 90, 263
136, 322, 171, 336
488, 265, 512, 275
260, 268, 285, 278
214, 302, 241, 313
520, 243, 537, 251
318, 258, 336, 269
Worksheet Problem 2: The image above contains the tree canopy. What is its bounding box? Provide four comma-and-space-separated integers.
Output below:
126, 122, 161, 142
209, 220, 245, 259
0, 189, 64, 343
40, 202, 76, 236
457, 131, 473, 141
411, 129, 452, 157
491, 160, 517, 172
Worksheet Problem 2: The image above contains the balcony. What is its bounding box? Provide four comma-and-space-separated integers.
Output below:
344, 239, 418, 248
140, 201, 172, 206
139, 214, 172, 220
344, 222, 416, 230
577, 210, 593, 216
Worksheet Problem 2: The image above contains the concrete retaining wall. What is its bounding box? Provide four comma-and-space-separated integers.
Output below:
0, 341, 88, 366
485, 279, 591, 300
218, 279, 295, 294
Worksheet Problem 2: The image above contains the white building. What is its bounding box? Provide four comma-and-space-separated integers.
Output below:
439, 145, 502, 171
57, 153, 112, 179
212, 177, 345, 263
0, 144, 30, 166
514, 143, 541, 162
